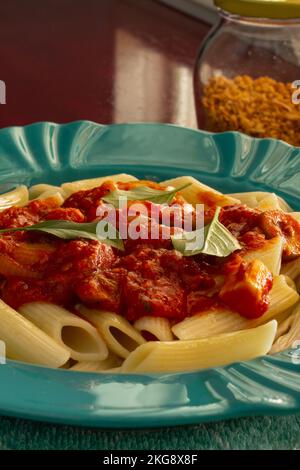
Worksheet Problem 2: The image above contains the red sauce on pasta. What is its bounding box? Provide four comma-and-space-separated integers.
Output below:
0, 180, 299, 321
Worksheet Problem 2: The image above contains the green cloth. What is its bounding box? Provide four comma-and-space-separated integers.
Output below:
0, 415, 299, 450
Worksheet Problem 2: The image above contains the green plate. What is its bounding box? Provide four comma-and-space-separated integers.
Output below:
0, 121, 299, 428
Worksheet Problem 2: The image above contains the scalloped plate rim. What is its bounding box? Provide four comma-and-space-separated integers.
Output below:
0, 119, 298, 150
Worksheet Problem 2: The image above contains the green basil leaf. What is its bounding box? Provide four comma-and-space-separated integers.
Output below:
172, 207, 241, 257
0, 220, 124, 251
102, 183, 191, 207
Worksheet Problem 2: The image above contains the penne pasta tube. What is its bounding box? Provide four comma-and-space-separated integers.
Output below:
36, 189, 65, 206
76, 306, 146, 358
121, 320, 277, 373
228, 191, 292, 212
104, 367, 122, 373
274, 308, 297, 340
295, 276, 300, 292
227, 192, 258, 208
0, 299, 70, 367
59, 359, 75, 369
172, 275, 298, 340
29, 184, 64, 200
0, 185, 29, 211
256, 193, 282, 211
281, 257, 300, 280
290, 212, 300, 223
242, 236, 284, 275
160, 176, 240, 207
271, 303, 300, 353
70, 353, 122, 372
19, 302, 108, 362
274, 195, 293, 212
133, 316, 174, 341
61, 173, 138, 196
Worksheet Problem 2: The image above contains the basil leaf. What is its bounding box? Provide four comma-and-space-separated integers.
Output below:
102, 183, 191, 207
0, 220, 124, 251
172, 207, 241, 257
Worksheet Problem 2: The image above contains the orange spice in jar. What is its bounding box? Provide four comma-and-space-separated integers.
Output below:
194, 0, 300, 146
202, 75, 300, 146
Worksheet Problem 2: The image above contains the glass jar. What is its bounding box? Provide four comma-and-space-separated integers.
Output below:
194, 0, 300, 146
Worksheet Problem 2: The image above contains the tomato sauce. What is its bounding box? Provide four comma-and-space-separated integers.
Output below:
0, 181, 298, 322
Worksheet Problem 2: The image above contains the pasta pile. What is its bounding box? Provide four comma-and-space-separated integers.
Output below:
0, 173, 299, 374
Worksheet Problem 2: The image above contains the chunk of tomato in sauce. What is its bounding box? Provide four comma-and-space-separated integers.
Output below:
159, 250, 215, 291
0, 240, 117, 309
45, 207, 85, 223
220, 205, 262, 237
118, 247, 216, 321
238, 230, 266, 250
0, 197, 61, 229
47, 240, 116, 275
121, 270, 186, 321
75, 269, 123, 312
2, 275, 76, 309
258, 210, 300, 260
120, 246, 215, 291
187, 292, 217, 315
219, 259, 273, 319
63, 181, 118, 221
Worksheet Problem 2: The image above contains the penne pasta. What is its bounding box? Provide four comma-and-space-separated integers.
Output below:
172, 275, 298, 340
271, 303, 300, 353
227, 191, 258, 208
19, 302, 108, 362
274, 307, 297, 340
281, 257, 300, 280
36, 189, 65, 206
273, 195, 292, 212
242, 236, 284, 275
29, 184, 64, 200
121, 320, 277, 373
295, 276, 300, 292
270, 275, 298, 311
76, 306, 146, 358
0, 299, 70, 367
0, 185, 29, 211
133, 316, 174, 341
290, 212, 300, 223
256, 193, 282, 211
161, 176, 240, 207
228, 191, 292, 212
70, 353, 122, 372
61, 173, 138, 197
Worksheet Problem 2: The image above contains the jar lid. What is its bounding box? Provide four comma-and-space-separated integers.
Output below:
214, 0, 300, 19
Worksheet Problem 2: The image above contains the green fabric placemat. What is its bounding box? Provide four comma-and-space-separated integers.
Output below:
0, 415, 299, 450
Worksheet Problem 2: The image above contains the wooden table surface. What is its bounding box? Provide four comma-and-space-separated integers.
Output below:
0, 0, 210, 130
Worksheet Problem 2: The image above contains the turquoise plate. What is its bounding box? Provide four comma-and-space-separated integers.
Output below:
0, 121, 300, 428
